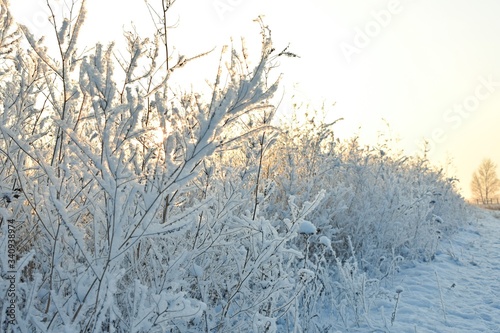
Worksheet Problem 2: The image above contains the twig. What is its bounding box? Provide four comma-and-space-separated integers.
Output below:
391, 286, 403, 326
435, 271, 447, 322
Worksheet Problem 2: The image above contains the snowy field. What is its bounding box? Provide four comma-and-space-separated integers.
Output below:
359, 208, 500, 333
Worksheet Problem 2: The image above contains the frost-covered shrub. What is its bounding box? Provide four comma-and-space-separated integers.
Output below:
261, 108, 468, 273
0, 1, 306, 332
247, 107, 469, 329
0, 1, 470, 332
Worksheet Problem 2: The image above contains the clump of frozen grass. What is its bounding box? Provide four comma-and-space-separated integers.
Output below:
332, 237, 380, 327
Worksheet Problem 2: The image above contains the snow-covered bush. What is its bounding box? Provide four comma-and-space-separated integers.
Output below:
264, 107, 468, 269
0, 1, 306, 332
254, 107, 469, 329
0, 1, 470, 332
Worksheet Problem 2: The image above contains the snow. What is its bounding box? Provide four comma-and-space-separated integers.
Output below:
298, 220, 317, 234
318, 235, 332, 250
191, 263, 204, 277
363, 208, 500, 332
395, 285, 404, 294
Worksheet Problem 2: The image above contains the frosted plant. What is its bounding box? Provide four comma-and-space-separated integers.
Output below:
0, 1, 470, 331
0, 1, 296, 332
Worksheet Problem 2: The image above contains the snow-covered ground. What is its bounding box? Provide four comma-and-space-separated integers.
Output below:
363, 208, 500, 333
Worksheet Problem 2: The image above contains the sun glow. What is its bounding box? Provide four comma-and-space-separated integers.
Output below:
150, 127, 165, 144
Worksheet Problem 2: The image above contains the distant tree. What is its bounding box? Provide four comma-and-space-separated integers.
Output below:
471, 158, 500, 204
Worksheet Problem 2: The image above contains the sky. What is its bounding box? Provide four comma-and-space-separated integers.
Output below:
9, 0, 500, 199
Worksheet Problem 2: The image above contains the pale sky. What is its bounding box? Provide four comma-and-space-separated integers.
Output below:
10, 0, 500, 199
